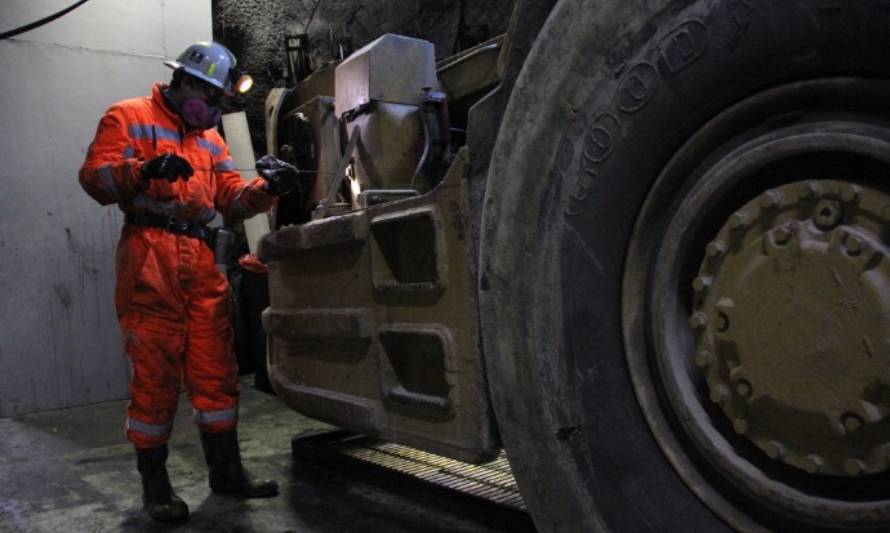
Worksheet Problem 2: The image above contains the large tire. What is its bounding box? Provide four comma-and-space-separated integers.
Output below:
481, 0, 890, 531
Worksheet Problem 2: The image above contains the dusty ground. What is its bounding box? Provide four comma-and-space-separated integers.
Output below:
0, 377, 529, 532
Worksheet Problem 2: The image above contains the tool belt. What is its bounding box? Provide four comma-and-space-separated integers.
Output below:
125, 212, 214, 247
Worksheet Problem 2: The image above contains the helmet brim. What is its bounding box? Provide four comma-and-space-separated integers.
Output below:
163, 60, 232, 94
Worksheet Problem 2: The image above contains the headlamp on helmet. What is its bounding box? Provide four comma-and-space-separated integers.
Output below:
164, 41, 252, 96
229, 68, 253, 94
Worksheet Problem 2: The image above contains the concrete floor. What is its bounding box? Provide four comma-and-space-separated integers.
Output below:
0, 377, 529, 532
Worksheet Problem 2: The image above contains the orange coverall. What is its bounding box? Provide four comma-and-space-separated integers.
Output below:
79, 83, 274, 449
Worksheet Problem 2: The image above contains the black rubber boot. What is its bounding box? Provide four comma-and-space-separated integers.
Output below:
200, 430, 279, 498
136, 445, 189, 522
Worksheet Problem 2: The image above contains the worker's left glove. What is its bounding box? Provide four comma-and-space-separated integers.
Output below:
255, 155, 299, 196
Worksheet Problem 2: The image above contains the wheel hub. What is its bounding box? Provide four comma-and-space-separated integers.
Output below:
692, 180, 890, 476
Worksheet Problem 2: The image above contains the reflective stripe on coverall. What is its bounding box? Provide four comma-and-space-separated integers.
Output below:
79, 83, 274, 449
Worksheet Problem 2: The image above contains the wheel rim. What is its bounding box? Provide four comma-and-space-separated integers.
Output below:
693, 178, 890, 478
624, 78, 890, 528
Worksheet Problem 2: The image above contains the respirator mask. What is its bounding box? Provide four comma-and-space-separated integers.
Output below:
179, 68, 252, 130
180, 97, 222, 130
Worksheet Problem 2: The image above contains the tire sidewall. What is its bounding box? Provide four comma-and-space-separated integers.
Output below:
481, 0, 890, 530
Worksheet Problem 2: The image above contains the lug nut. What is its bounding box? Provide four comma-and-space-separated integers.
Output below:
689, 312, 708, 330
706, 240, 726, 258
733, 418, 749, 434
774, 225, 792, 245
799, 182, 821, 200
765, 441, 786, 460
694, 350, 714, 368
814, 199, 843, 230
840, 184, 861, 203
692, 276, 712, 292
802, 454, 824, 474
710, 385, 730, 405
841, 412, 863, 432
844, 458, 866, 476
729, 212, 748, 229
735, 379, 752, 398
760, 190, 780, 210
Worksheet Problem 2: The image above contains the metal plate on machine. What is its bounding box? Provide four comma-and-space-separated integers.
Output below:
334, 33, 437, 116
293, 431, 525, 511
260, 149, 500, 464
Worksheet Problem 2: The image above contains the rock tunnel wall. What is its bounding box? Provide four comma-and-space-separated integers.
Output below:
211, 0, 515, 154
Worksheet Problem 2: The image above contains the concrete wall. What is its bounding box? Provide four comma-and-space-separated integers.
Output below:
0, 0, 212, 416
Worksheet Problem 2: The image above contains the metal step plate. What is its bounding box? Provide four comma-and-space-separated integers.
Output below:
293, 431, 525, 511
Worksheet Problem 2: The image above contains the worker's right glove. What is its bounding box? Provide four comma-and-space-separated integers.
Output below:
141, 153, 194, 183
255, 155, 299, 196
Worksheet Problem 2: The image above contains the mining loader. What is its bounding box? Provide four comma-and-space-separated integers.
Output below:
250, 0, 890, 530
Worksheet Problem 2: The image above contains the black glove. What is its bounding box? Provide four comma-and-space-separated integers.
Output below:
141, 153, 193, 183
256, 155, 299, 196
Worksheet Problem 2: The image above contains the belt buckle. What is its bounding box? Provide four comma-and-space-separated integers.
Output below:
166, 215, 189, 233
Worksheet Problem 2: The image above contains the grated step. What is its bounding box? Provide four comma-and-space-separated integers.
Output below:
293, 431, 526, 511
